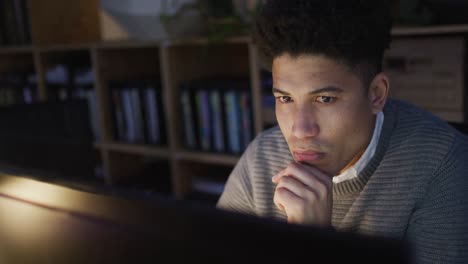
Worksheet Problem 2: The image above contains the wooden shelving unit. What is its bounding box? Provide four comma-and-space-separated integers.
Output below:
0, 0, 467, 201
0, 37, 262, 199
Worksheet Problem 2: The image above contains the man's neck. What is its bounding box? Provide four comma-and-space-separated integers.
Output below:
338, 116, 377, 175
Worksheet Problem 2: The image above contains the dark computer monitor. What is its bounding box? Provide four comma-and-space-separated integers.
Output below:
0, 173, 412, 264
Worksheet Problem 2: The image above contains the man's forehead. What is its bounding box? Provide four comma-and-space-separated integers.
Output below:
271, 59, 363, 93
273, 69, 347, 82
272, 55, 352, 82
272, 67, 351, 90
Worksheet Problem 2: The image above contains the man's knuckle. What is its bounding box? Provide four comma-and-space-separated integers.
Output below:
276, 187, 288, 196
280, 176, 293, 185
316, 183, 327, 197
305, 190, 318, 202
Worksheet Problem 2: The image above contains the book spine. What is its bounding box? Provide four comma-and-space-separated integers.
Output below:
112, 88, 125, 141
210, 89, 225, 152
225, 91, 241, 154
130, 87, 145, 143
144, 87, 160, 144
181, 88, 196, 149
121, 88, 135, 143
196, 89, 211, 151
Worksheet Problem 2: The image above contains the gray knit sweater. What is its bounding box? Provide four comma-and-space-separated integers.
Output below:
217, 99, 468, 263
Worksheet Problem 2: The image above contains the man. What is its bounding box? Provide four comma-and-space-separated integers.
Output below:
216, 0, 468, 263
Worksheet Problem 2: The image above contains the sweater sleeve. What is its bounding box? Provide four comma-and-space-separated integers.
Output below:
216, 139, 258, 215
406, 139, 468, 264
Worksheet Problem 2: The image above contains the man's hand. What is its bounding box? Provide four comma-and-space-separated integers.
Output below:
272, 162, 333, 226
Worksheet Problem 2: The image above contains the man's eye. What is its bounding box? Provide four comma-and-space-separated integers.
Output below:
316, 96, 336, 104
276, 96, 293, 103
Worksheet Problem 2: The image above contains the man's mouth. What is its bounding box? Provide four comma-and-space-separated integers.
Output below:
293, 150, 325, 162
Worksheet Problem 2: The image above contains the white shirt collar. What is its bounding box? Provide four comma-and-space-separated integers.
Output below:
333, 111, 385, 184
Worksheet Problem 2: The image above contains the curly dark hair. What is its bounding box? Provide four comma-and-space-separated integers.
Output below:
253, 0, 393, 86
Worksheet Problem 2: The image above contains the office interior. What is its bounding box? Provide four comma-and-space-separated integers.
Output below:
0, 0, 467, 263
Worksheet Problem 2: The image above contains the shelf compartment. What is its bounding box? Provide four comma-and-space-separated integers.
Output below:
175, 151, 239, 166
98, 142, 170, 159
392, 24, 468, 36
172, 159, 233, 204
103, 150, 172, 194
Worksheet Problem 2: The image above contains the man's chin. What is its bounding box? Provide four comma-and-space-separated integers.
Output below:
295, 161, 336, 177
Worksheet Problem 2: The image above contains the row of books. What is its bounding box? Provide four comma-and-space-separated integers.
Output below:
72, 87, 100, 142
110, 79, 166, 145
46, 64, 100, 141
0, 0, 31, 46
46, 64, 95, 101
180, 77, 254, 154
0, 71, 37, 106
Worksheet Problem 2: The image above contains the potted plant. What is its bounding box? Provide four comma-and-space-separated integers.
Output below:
160, 0, 262, 42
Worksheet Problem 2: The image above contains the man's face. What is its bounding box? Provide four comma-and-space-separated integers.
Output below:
272, 54, 377, 176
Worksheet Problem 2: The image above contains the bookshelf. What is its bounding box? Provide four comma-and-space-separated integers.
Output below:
161, 38, 262, 198
0, 1, 467, 203
391, 24, 468, 36
0, 38, 257, 200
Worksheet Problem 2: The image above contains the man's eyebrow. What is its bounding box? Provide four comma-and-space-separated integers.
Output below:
272, 86, 343, 95
308, 86, 343, 95
272, 87, 290, 95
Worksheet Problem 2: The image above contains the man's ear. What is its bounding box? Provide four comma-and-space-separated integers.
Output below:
368, 72, 390, 114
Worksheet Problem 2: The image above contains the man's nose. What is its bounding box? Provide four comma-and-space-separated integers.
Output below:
291, 106, 320, 139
